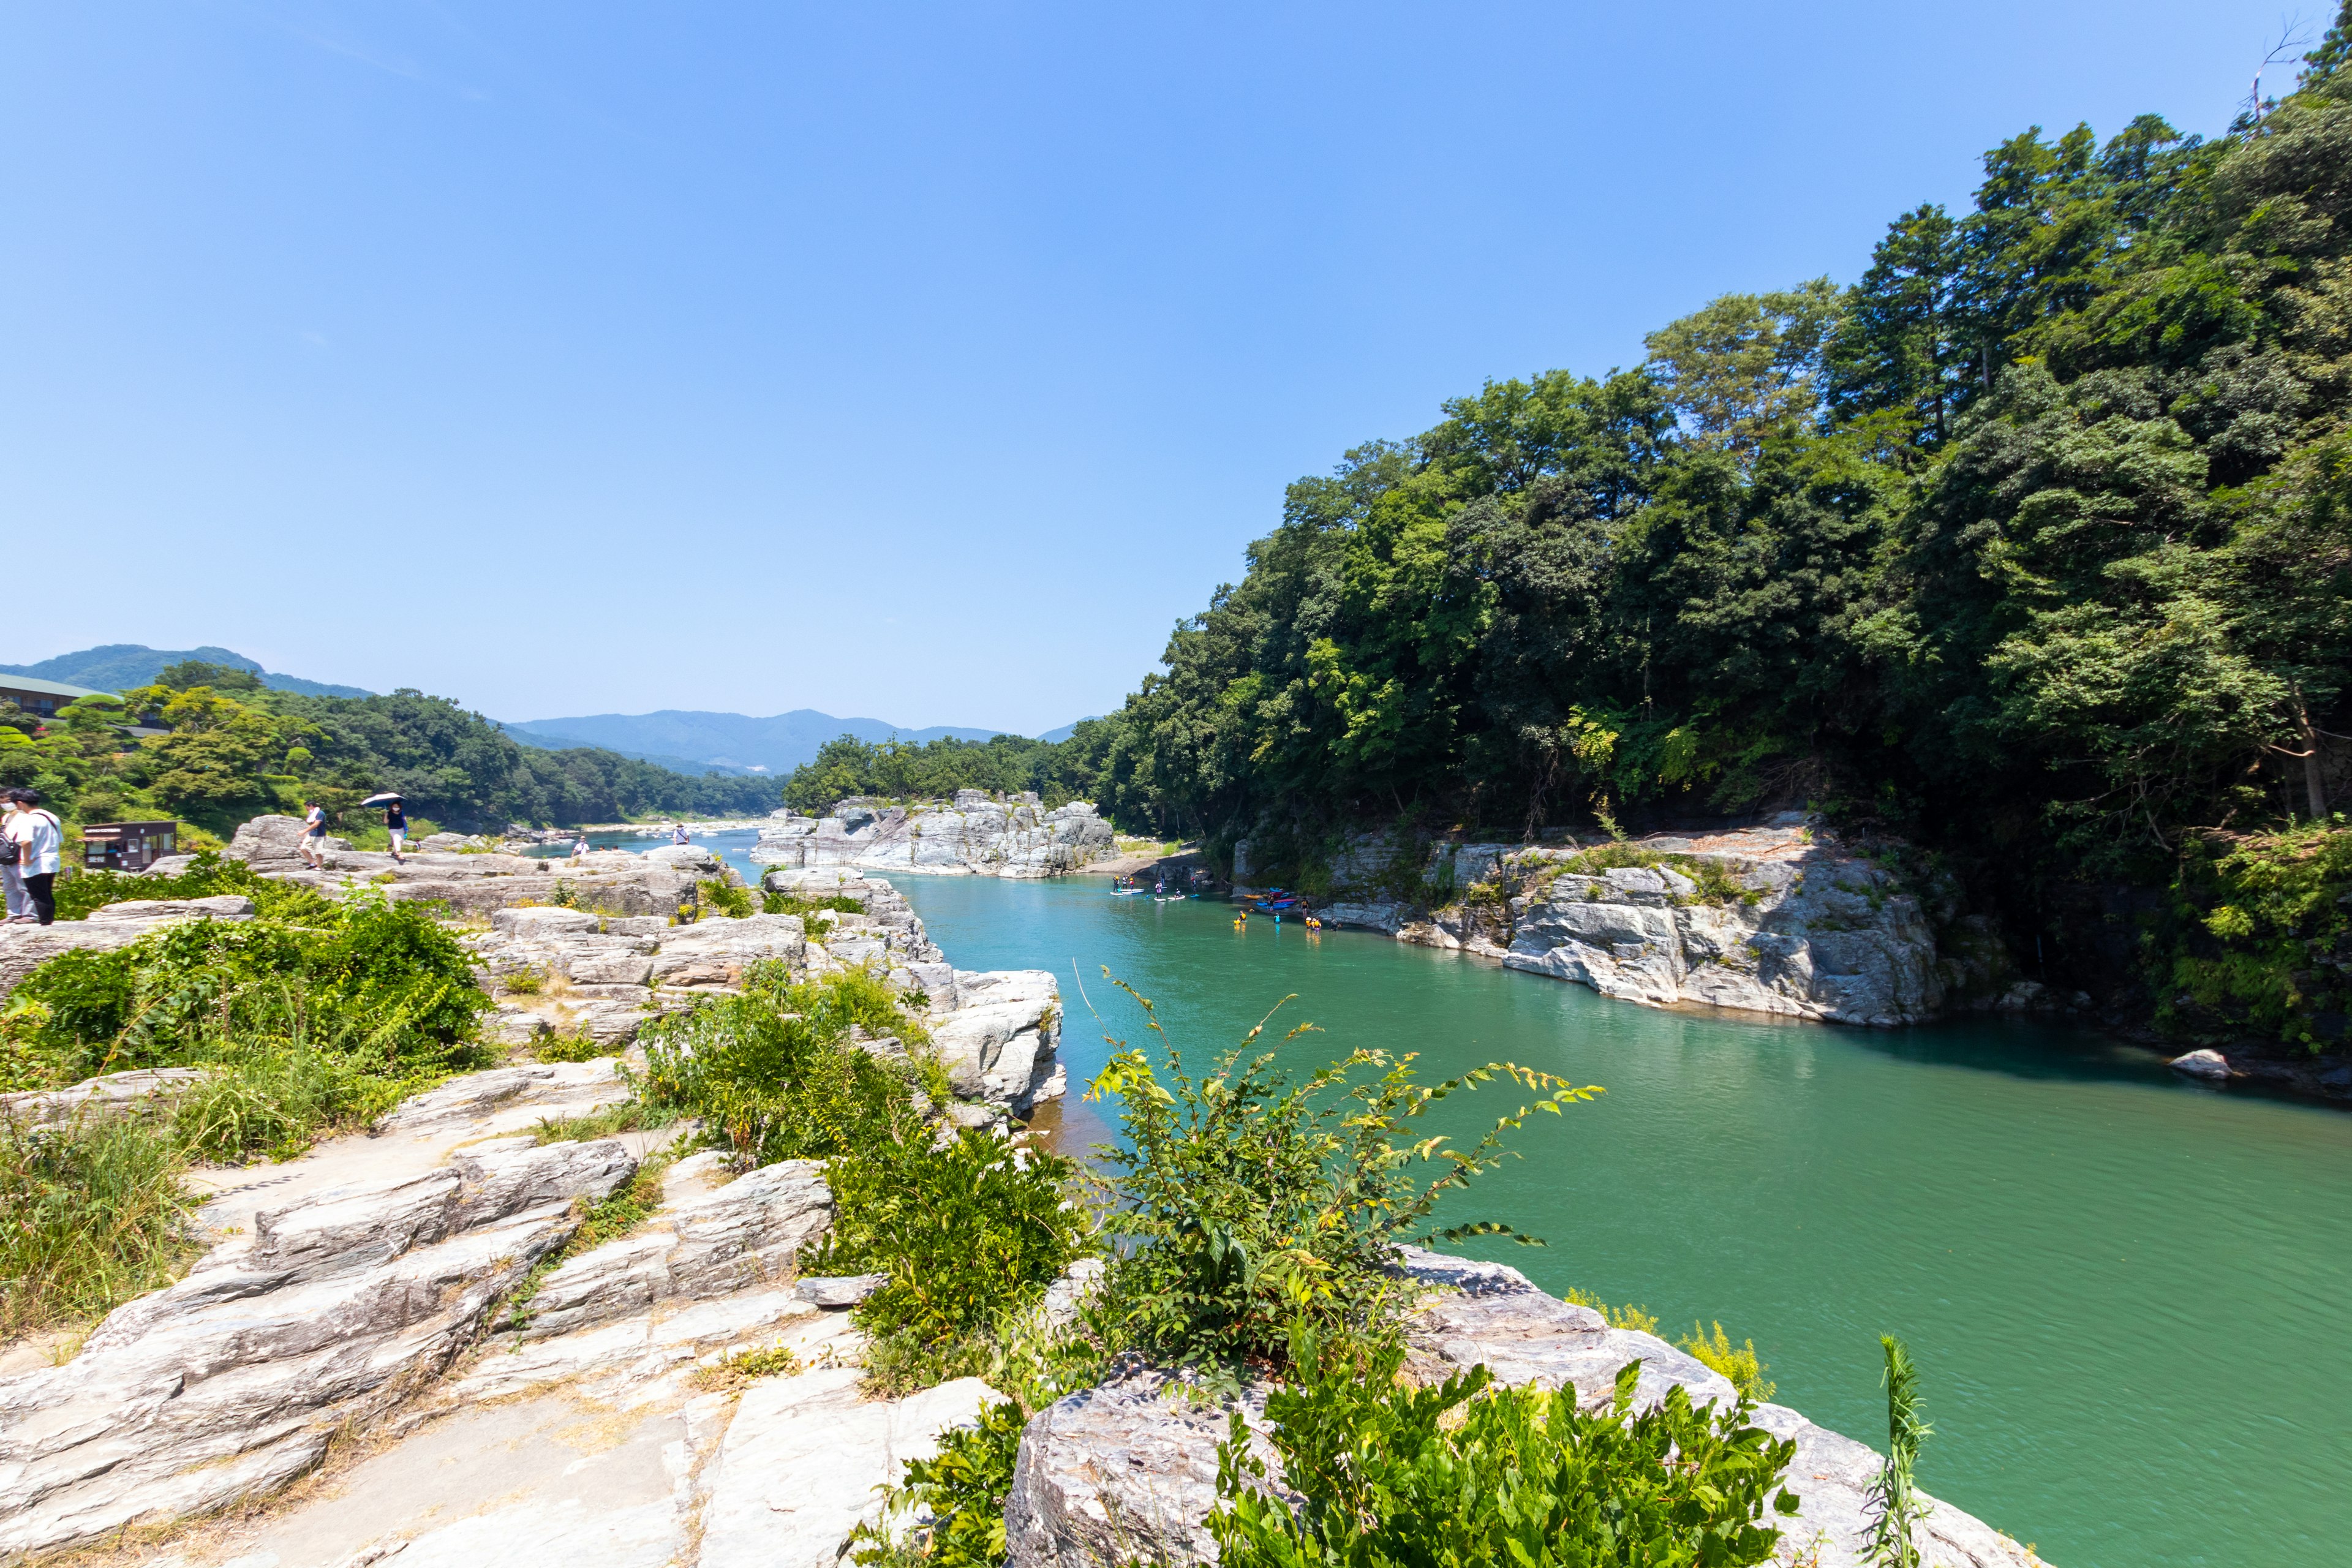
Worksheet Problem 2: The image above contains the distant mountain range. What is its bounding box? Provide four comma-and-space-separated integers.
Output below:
0, 644, 373, 698
503, 710, 1012, 777
6, 644, 1085, 777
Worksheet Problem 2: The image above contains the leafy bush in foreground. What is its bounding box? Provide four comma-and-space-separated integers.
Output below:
11, 894, 490, 1085
1211, 1335, 1798, 1568
51, 850, 323, 924
636, 989, 910, 1166
810, 1128, 1088, 1377
638, 968, 1084, 1382
1086, 981, 1594, 1368
853, 1398, 1027, 1568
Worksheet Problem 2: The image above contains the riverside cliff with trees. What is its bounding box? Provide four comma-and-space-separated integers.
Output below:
790, 30, 2352, 1060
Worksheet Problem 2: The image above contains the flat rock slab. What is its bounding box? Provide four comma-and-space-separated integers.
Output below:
697, 1367, 1000, 1568
0, 1140, 638, 1559
134, 1388, 712, 1568
188, 1060, 640, 1244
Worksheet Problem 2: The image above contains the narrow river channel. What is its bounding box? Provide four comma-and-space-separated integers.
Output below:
673, 831, 2352, 1567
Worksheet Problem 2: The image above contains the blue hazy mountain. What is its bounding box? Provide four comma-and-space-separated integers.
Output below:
0, 644, 373, 698
504, 710, 1009, 777
1035, 717, 1100, 744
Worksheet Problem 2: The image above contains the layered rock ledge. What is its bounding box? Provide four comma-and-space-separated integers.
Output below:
1270, 818, 2028, 1028
753, 790, 1115, 878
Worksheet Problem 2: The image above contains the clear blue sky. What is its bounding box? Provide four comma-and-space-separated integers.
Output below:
0, 2, 2313, 733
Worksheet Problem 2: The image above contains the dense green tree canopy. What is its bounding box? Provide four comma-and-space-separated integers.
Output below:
0, 681, 779, 834
1050, 44, 2352, 894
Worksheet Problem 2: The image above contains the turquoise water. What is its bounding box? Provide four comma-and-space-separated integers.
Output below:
864, 873, 2352, 1568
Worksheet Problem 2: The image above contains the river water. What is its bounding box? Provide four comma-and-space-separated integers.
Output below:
658, 832, 2352, 1566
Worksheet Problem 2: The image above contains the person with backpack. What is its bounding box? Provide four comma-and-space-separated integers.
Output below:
0, 793, 28, 921
3, 788, 63, 924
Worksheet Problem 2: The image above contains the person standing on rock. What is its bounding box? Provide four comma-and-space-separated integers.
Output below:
4, 788, 62, 925
672, 821, 690, 845
383, 796, 407, 863
1, 792, 31, 922
570, 832, 589, 861
300, 799, 329, 870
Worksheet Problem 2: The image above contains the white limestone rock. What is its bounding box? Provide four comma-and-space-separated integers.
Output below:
928, 967, 1066, 1110
1308, 823, 1984, 1028
1005, 1366, 1289, 1568
0, 1139, 637, 1559
752, 793, 1115, 879
696, 1366, 1001, 1568
0, 1067, 203, 1129
513, 1159, 835, 1340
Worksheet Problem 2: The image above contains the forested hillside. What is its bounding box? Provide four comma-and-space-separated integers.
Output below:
0, 662, 777, 835
786, 27, 2352, 1047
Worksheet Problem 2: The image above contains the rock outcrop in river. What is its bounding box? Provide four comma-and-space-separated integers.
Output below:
752, 791, 1114, 878
1275, 816, 2024, 1028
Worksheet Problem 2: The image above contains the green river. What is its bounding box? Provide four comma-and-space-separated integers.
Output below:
879, 870, 2350, 1568
660, 829, 2351, 1564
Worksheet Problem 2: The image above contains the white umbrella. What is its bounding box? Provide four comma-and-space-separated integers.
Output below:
361, 792, 404, 807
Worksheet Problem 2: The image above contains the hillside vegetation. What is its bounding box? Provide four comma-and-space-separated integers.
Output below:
0, 660, 777, 837
783, 30, 2352, 1050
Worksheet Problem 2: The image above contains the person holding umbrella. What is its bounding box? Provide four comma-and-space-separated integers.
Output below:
362, 792, 407, 864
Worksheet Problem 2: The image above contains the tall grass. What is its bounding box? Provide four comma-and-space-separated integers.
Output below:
0, 1110, 195, 1338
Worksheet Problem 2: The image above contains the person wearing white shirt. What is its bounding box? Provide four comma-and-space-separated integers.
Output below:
1, 794, 28, 921
4, 788, 63, 924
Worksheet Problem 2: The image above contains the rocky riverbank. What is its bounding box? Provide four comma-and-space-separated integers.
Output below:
0, 810, 2051, 1567
1253, 816, 2047, 1030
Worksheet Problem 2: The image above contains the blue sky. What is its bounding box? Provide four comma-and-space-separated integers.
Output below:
0, 1, 2315, 733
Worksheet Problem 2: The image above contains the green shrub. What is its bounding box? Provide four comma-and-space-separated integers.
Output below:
1864, 1335, 1931, 1568
170, 1030, 428, 1163
531, 1031, 613, 1063
762, 889, 862, 922
50, 850, 295, 924
533, 1099, 668, 1144
1562, 1286, 1660, 1334
1086, 981, 1594, 1369
11, 895, 491, 1085
1208, 1333, 1799, 1568
2161, 823, 2352, 1049
809, 1128, 1089, 1381
1683, 1320, 1775, 1403
636, 991, 910, 1166
699, 878, 755, 919
1555, 843, 1761, 907
501, 968, 545, 996
853, 1398, 1027, 1568
0, 1110, 195, 1337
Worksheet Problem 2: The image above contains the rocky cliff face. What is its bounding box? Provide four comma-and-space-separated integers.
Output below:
752, 791, 1115, 878
1291, 818, 2021, 1028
